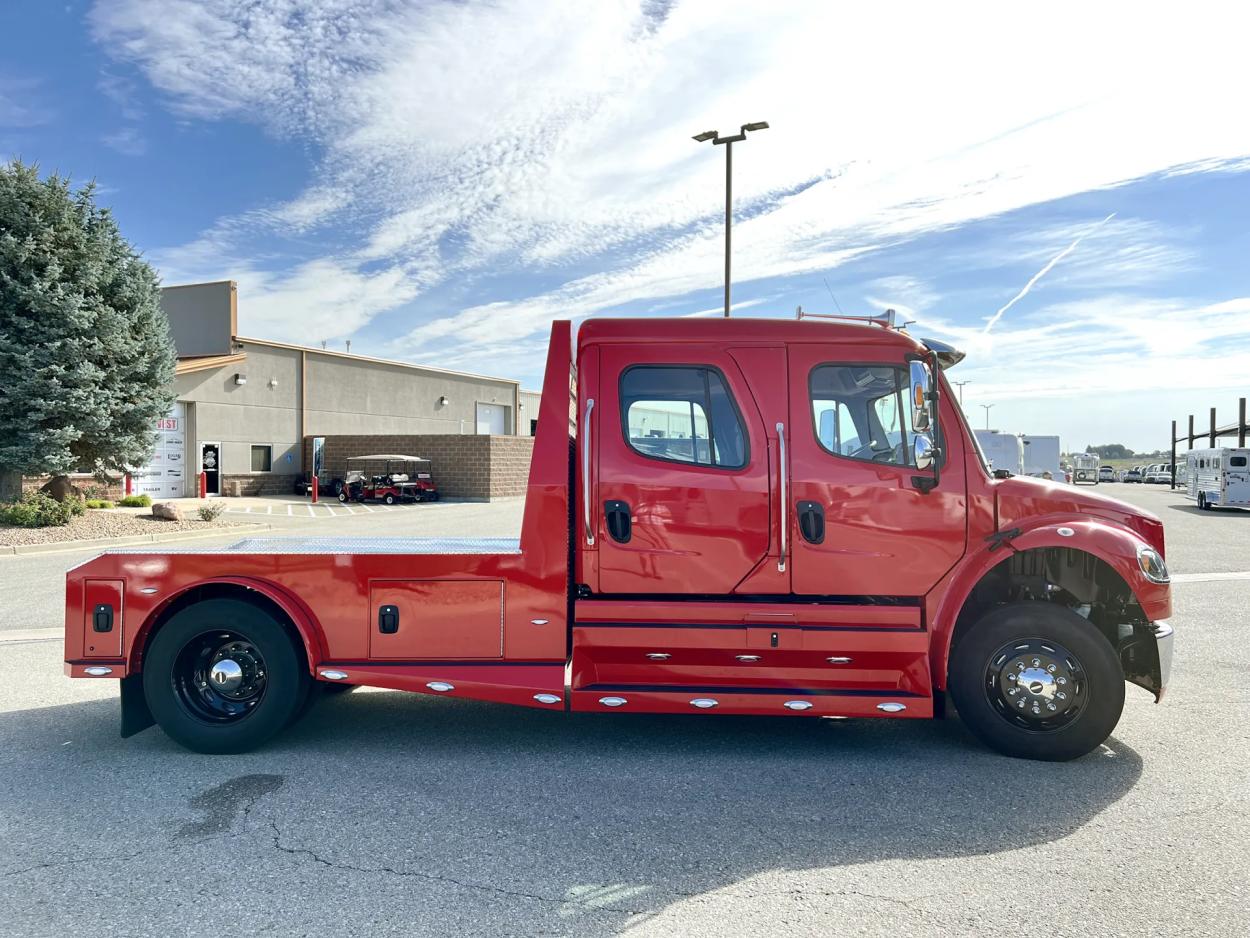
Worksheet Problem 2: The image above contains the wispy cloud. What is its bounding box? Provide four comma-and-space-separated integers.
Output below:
0, 76, 53, 128
984, 213, 1116, 333
87, 0, 1250, 361
102, 125, 146, 156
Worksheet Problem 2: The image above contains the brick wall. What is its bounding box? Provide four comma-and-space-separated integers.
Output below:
21, 475, 125, 499
302, 434, 535, 501
220, 473, 300, 497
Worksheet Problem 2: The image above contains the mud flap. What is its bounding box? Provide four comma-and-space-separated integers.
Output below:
1119, 625, 1163, 701
120, 673, 155, 737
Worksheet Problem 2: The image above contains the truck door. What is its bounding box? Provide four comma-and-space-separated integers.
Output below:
594, 344, 772, 594
785, 344, 967, 596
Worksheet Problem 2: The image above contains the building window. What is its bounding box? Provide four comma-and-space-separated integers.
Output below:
251, 445, 272, 472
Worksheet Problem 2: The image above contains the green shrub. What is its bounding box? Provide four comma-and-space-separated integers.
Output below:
118, 494, 152, 507
85, 499, 115, 509
196, 502, 225, 522
67, 497, 86, 517
0, 492, 77, 527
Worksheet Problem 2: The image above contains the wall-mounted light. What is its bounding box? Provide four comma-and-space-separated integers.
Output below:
234, 373, 247, 386
269, 377, 279, 390
437, 395, 450, 407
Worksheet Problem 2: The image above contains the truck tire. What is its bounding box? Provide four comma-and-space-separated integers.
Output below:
142, 598, 310, 754
949, 602, 1124, 762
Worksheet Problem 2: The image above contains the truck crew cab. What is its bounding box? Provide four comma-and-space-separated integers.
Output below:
64, 313, 1173, 761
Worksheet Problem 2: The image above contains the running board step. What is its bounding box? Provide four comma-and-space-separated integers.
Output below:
569, 686, 931, 718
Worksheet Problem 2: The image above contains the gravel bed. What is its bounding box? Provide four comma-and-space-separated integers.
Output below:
0, 510, 246, 547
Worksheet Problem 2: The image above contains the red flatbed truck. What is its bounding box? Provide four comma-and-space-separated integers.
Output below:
65, 314, 1173, 761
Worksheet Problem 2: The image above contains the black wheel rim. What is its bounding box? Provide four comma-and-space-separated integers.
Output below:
984, 638, 1088, 732
172, 630, 268, 724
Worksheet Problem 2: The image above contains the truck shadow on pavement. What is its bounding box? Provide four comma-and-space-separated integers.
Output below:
2, 689, 1144, 934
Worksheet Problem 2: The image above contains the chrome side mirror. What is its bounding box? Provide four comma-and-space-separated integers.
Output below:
914, 433, 936, 470
909, 360, 931, 432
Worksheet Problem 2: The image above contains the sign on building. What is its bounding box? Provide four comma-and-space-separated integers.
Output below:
133, 403, 187, 498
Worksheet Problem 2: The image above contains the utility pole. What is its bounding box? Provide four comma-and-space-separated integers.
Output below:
693, 122, 769, 317
953, 380, 971, 404
980, 403, 995, 430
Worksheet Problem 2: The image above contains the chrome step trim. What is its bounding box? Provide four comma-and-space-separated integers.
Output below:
426, 681, 455, 693
533, 693, 561, 705
598, 696, 628, 707
83, 666, 113, 677
319, 669, 349, 681
826, 656, 853, 664
689, 698, 718, 709
735, 655, 761, 663
645, 652, 671, 660
783, 700, 813, 711
877, 702, 906, 713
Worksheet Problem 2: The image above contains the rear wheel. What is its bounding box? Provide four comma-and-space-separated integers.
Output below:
143, 598, 310, 754
949, 602, 1124, 761
384, 493, 396, 505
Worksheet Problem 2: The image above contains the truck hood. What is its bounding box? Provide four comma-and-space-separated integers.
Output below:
996, 475, 1166, 556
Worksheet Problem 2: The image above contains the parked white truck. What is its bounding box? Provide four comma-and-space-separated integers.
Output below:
1186, 447, 1250, 510
1022, 435, 1063, 480
973, 429, 1025, 476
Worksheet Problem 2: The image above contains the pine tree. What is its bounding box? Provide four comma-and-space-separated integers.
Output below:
0, 159, 176, 501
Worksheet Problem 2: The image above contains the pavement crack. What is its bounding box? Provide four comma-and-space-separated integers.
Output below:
266, 820, 648, 914
3, 847, 152, 878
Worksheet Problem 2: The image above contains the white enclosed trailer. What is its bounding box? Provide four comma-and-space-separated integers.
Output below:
1186, 447, 1250, 510
1072, 452, 1100, 485
1022, 435, 1063, 479
974, 430, 1025, 476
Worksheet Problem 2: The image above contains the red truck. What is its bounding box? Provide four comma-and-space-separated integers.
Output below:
64, 314, 1173, 761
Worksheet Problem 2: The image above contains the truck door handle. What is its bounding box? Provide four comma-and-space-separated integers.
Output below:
604, 500, 631, 543
797, 501, 825, 544
378, 604, 400, 634
93, 603, 114, 633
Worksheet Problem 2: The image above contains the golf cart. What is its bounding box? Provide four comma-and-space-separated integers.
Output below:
337, 454, 438, 505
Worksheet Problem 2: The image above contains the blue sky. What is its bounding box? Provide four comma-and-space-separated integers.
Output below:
4, 0, 1249, 452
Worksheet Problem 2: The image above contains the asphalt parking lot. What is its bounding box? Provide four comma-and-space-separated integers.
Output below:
0, 485, 1246, 936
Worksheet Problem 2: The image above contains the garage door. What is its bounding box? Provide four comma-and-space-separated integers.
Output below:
475, 402, 508, 435
132, 403, 187, 498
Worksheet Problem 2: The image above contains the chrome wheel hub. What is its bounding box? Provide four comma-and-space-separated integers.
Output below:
986, 639, 1086, 731
209, 659, 244, 693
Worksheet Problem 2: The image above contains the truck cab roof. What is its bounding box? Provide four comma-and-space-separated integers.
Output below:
578, 316, 929, 353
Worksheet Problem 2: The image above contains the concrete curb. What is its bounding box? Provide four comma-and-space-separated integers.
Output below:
0, 523, 271, 557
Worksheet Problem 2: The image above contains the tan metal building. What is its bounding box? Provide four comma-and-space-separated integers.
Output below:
134, 281, 527, 497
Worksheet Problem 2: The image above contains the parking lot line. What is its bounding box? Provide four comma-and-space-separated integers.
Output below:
325, 506, 336, 517
267, 505, 272, 515
1171, 571, 1250, 583
286, 505, 293, 516
344, 506, 356, 515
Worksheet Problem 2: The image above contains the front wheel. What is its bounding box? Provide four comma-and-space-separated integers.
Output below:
143, 598, 310, 754
949, 602, 1124, 761
384, 493, 396, 505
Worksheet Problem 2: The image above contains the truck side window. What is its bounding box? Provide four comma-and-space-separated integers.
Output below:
1232, 456, 1247, 468
620, 366, 747, 468
810, 364, 930, 467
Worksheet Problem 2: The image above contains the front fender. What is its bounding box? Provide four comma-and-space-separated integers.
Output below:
929, 518, 1172, 692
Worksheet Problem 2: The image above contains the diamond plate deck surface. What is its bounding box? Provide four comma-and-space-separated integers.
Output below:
104, 536, 522, 555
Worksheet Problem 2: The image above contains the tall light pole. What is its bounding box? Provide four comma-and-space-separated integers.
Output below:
953, 380, 971, 404
693, 121, 769, 317
980, 403, 995, 430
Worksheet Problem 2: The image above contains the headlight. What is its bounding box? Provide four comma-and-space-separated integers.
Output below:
1137, 546, 1170, 584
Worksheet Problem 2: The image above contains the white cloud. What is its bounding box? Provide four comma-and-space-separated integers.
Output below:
102, 126, 146, 155
90, 0, 1250, 363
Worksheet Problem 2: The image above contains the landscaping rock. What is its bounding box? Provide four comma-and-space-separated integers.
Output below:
151, 502, 183, 521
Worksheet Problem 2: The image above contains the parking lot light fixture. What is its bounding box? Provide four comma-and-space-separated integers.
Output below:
692, 121, 770, 317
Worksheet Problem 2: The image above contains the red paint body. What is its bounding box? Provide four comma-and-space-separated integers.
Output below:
65, 317, 1173, 725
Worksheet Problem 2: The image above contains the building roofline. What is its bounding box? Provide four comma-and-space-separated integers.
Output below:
162, 280, 237, 291
175, 352, 247, 375
234, 335, 521, 387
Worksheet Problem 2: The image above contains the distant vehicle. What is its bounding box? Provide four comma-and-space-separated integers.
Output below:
1121, 468, 1143, 483
973, 429, 1024, 477
1186, 447, 1250, 510
1145, 464, 1174, 485
1072, 453, 1099, 485
1098, 466, 1116, 483
1022, 435, 1063, 480
337, 454, 439, 504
